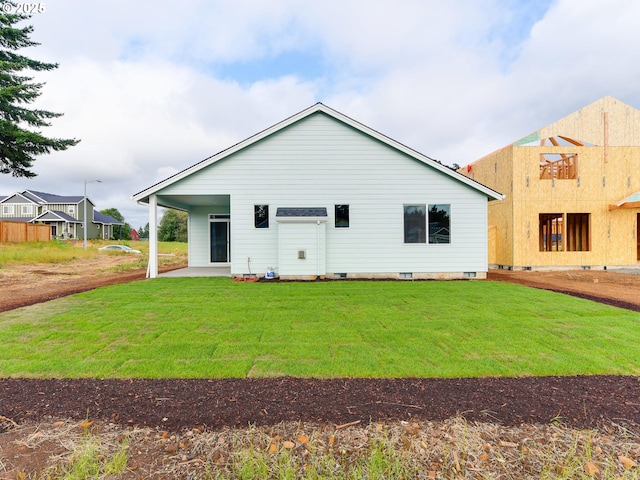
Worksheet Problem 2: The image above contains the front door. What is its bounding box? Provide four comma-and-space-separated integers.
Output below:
210, 220, 230, 263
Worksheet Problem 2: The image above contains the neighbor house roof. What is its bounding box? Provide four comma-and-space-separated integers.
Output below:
0, 190, 88, 205
25, 190, 85, 204
93, 211, 123, 225
133, 103, 504, 204
0, 192, 38, 204
31, 210, 81, 223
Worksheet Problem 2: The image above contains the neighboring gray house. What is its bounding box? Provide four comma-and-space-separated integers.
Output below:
133, 103, 504, 279
0, 190, 122, 240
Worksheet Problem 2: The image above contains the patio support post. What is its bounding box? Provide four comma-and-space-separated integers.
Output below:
148, 194, 158, 278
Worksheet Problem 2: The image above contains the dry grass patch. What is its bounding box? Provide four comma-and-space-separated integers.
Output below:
1, 418, 639, 479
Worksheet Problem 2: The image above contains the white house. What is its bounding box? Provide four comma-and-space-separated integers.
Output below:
133, 103, 503, 280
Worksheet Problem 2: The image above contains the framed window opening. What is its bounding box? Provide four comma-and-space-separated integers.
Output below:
2, 204, 14, 215
540, 153, 578, 179
566, 213, 590, 251
254, 205, 269, 229
335, 204, 349, 228
21, 205, 33, 216
539, 213, 590, 252
539, 213, 563, 252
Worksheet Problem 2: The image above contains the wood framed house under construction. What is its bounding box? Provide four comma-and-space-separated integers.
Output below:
460, 96, 640, 270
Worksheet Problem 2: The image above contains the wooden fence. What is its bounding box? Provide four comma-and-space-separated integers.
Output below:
0, 221, 50, 243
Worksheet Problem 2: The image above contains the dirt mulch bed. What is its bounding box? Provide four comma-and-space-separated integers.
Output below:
1, 376, 639, 433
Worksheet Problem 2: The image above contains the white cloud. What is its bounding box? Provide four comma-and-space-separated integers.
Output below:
1, 0, 638, 229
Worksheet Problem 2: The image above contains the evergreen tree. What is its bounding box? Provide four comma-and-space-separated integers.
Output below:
137, 223, 149, 239
0, 3, 79, 177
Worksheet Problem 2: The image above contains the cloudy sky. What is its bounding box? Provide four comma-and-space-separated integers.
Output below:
2, 0, 639, 228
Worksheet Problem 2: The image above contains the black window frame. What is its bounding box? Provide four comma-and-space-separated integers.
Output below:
335, 204, 350, 228
403, 204, 426, 243
254, 204, 269, 229
428, 204, 451, 244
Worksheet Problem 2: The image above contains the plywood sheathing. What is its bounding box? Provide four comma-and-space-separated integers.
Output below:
535, 96, 640, 147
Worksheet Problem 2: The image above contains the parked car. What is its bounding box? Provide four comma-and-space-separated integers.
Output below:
98, 245, 142, 254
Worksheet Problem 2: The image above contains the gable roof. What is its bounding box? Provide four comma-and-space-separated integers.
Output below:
31, 210, 81, 223
25, 190, 85, 204
133, 103, 504, 203
513, 96, 640, 147
0, 192, 39, 204
0, 190, 87, 205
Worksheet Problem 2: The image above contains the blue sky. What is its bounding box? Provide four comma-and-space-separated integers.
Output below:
215, 50, 328, 85
1, 0, 639, 228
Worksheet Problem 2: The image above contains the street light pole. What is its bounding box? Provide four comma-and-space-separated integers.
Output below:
83, 179, 102, 249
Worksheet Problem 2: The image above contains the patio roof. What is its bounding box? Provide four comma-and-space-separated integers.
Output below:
609, 191, 640, 210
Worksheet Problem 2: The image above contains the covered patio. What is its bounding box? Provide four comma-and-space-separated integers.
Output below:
136, 193, 231, 278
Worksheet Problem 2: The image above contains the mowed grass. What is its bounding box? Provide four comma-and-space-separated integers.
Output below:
0, 278, 639, 378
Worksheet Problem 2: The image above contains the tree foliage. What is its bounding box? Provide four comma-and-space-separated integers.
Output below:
158, 209, 188, 242
137, 223, 149, 239
0, 3, 79, 177
100, 207, 131, 240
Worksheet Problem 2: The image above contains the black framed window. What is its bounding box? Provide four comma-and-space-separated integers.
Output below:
254, 205, 269, 228
335, 204, 349, 228
428, 204, 450, 244
403, 205, 426, 243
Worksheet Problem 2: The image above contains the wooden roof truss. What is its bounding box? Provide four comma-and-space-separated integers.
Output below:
537, 135, 593, 180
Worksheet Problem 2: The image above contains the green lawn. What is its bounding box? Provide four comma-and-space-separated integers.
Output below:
0, 278, 639, 378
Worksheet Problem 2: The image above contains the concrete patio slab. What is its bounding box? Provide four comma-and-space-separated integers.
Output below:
159, 267, 231, 278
